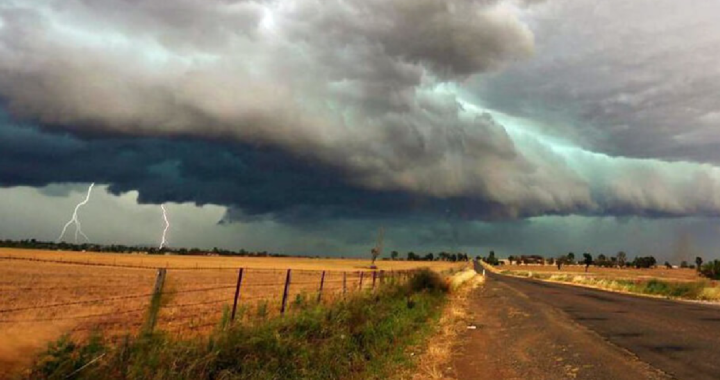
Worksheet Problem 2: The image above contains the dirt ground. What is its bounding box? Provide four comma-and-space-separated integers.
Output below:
501, 264, 701, 281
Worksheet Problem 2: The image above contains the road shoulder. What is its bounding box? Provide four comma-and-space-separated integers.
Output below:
453, 276, 670, 380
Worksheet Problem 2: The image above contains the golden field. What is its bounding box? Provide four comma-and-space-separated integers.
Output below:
0, 248, 463, 376
500, 263, 702, 281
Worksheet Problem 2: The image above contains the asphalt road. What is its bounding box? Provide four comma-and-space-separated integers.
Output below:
461, 271, 720, 379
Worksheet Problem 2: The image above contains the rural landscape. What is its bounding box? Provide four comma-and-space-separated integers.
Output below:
2, 0, 720, 379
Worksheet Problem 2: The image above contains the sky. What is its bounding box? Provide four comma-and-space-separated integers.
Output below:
1, 0, 719, 261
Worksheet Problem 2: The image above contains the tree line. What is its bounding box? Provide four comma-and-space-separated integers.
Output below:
490, 250, 720, 280
0, 239, 289, 258
386, 251, 471, 262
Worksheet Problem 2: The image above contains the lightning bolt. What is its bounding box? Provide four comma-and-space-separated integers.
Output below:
159, 204, 170, 249
57, 183, 95, 243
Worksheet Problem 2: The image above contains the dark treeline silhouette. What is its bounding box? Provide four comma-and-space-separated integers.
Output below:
385, 250, 470, 262
484, 250, 668, 271
0, 238, 290, 258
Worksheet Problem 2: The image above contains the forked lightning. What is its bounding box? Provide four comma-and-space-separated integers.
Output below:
57, 183, 95, 243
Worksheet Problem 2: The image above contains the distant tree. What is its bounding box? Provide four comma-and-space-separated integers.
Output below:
596, 254, 608, 267
508, 255, 516, 265
407, 251, 418, 261
486, 251, 499, 266
547, 257, 555, 265
664, 261, 673, 269
424, 253, 434, 261
680, 260, 689, 269
632, 256, 657, 269
696, 257, 704, 271
391, 251, 399, 260
567, 252, 576, 265
556, 256, 565, 270
616, 251, 627, 268
699, 260, 720, 280
582, 253, 593, 272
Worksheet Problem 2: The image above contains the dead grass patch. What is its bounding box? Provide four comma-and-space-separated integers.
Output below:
398, 269, 485, 380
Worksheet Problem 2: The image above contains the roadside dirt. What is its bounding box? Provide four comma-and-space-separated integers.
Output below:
453, 275, 671, 380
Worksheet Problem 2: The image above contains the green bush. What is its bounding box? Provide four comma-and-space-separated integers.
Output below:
407, 269, 449, 293
700, 260, 720, 280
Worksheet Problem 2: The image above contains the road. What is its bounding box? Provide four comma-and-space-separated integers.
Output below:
454, 270, 720, 380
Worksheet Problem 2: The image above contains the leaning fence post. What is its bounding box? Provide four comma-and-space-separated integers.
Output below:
231, 268, 244, 322
317, 270, 326, 303
280, 269, 292, 315
343, 272, 347, 298
143, 268, 167, 334
359, 272, 364, 290
372, 271, 377, 290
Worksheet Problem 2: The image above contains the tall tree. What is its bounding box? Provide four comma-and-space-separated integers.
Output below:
616, 251, 627, 268
696, 256, 704, 271
582, 253, 593, 273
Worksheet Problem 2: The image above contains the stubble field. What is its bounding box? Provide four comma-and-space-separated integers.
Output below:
500, 263, 701, 281
0, 248, 463, 376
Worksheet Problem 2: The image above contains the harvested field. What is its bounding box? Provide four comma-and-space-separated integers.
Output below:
500, 264, 701, 281
0, 248, 463, 377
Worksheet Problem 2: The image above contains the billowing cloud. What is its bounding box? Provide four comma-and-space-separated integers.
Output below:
473, 0, 720, 163
1, 0, 720, 224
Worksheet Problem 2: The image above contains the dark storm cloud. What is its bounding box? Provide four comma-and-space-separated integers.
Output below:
1, 0, 720, 221
0, 115, 523, 222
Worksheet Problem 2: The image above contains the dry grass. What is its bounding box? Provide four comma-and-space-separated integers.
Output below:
501, 267, 720, 303
0, 248, 462, 271
0, 248, 462, 376
501, 264, 701, 281
404, 269, 485, 380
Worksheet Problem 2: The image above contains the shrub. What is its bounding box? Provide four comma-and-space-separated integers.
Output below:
700, 260, 720, 280
407, 269, 449, 293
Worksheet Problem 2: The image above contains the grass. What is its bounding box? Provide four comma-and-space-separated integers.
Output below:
502, 270, 720, 301
499, 263, 701, 281
26, 270, 449, 380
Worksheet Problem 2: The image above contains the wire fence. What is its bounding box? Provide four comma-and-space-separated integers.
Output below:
0, 262, 420, 339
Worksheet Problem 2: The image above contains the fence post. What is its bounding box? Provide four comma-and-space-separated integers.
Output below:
379, 270, 385, 285
317, 270, 326, 303
343, 272, 347, 298
359, 272, 364, 290
231, 268, 244, 322
372, 271, 377, 290
280, 269, 292, 315
143, 268, 167, 334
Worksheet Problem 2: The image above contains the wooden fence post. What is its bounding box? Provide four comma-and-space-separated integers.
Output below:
280, 269, 292, 315
342, 272, 347, 298
231, 268, 244, 322
317, 270, 326, 303
144, 268, 167, 333
359, 272, 364, 290
372, 271, 377, 290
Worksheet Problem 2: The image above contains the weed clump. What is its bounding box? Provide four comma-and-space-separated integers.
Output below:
408, 269, 450, 293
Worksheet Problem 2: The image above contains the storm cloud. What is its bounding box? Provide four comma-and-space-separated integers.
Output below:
1, 0, 720, 227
